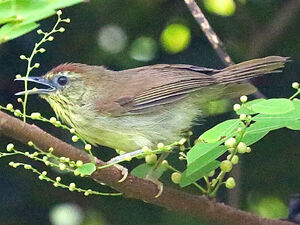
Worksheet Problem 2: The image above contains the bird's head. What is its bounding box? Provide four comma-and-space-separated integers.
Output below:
15, 63, 108, 118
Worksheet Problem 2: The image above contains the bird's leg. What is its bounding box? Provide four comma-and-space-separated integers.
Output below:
106, 149, 145, 183
145, 152, 170, 198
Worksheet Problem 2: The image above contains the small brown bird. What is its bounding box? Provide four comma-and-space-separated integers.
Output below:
16, 56, 288, 153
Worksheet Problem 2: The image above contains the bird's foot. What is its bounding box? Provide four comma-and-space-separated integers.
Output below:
145, 173, 164, 198
108, 163, 128, 183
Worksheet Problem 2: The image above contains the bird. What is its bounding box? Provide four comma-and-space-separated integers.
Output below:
15, 56, 288, 155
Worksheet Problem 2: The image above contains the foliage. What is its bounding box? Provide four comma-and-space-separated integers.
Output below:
0, 0, 83, 44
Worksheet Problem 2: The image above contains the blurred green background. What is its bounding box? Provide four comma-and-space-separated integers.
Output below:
0, 0, 300, 225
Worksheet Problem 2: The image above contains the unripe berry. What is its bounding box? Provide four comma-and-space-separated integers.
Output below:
225, 138, 236, 149
6, 143, 14, 152
59, 27, 65, 32
292, 82, 299, 89
48, 36, 54, 41
145, 153, 157, 165
39, 48, 46, 53
56, 177, 61, 182
6, 103, 13, 111
59, 163, 66, 171
237, 142, 247, 154
231, 155, 239, 165
171, 172, 182, 184
37, 29, 43, 34
76, 160, 83, 167
142, 146, 150, 153
24, 164, 32, 169
246, 147, 252, 153
233, 104, 241, 111
14, 109, 21, 116
157, 142, 164, 149
85, 144, 92, 151
225, 177, 236, 189
20, 55, 26, 60
31, 112, 41, 119
56, 10, 62, 16
69, 182, 76, 191
220, 160, 232, 172
49, 117, 56, 124
240, 95, 248, 103
72, 135, 79, 142
162, 160, 169, 167
239, 114, 247, 121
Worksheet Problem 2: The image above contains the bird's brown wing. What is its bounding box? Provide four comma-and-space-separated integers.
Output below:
95, 64, 219, 115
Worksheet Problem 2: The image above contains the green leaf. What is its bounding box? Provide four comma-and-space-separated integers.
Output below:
187, 141, 223, 165
253, 100, 300, 122
199, 119, 244, 143
180, 160, 219, 187
0, 22, 39, 43
131, 163, 167, 179
243, 129, 268, 146
186, 145, 227, 176
76, 163, 96, 175
286, 120, 300, 130
250, 99, 295, 115
0, 0, 16, 23
236, 99, 266, 115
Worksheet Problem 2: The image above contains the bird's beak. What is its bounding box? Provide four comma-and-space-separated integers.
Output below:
15, 77, 56, 96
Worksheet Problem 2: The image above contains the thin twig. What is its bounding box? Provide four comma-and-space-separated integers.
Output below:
183, 0, 234, 66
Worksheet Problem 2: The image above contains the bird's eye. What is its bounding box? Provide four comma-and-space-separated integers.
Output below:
57, 76, 68, 86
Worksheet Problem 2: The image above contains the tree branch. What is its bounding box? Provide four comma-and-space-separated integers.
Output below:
0, 111, 296, 225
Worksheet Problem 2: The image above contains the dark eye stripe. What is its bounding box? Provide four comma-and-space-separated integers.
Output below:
57, 76, 68, 86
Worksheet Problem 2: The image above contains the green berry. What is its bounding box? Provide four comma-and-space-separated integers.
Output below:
76, 160, 83, 167
233, 104, 241, 111
14, 109, 21, 116
292, 82, 299, 89
231, 155, 239, 165
225, 177, 236, 189
220, 160, 232, 172
239, 114, 247, 121
59, 163, 66, 171
24, 164, 32, 169
237, 142, 247, 154
224, 138, 236, 149
85, 144, 92, 151
171, 172, 182, 184
240, 95, 248, 103
6, 103, 13, 111
145, 153, 157, 165
6, 143, 14, 152
31, 112, 41, 119
72, 135, 79, 142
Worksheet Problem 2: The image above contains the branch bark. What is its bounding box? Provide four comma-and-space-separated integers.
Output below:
0, 110, 296, 225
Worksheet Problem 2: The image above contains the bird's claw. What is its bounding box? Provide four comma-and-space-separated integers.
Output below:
146, 174, 164, 198
114, 164, 128, 183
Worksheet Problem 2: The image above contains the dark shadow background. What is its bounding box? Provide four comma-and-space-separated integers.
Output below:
0, 0, 299, 225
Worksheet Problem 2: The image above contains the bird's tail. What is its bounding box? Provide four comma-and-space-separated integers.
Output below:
213, 56, 289, 83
